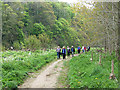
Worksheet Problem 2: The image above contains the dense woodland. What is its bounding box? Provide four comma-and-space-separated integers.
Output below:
1, 1, 120, 60
2, 2, 78, 50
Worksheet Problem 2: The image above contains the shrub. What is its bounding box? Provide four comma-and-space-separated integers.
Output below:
13, 41, 20, 50
24, 35, 41, 50
1, 45, 6, 51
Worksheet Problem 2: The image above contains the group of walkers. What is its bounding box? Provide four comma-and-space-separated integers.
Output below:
81, 45, 90, 53
56, 45, 90, 59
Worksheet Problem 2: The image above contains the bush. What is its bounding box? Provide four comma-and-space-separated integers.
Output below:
32, 23, 45, 36
38, 33, 50, 49
13, 41, 20, 50
1, 45, 6, 51
24, 35, 41, 50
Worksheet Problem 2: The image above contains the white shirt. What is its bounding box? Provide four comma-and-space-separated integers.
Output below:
82, 46, 84, 50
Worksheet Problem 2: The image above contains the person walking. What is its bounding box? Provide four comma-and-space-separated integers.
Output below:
67, 46, 70, 56
62, 46, 66, 59
71, 46, 75, 57
84, 46, 86, 52
56, 46, 61, 59
87, 46, 90, 52
82, 45, 84, 53
77, 46, 81, 54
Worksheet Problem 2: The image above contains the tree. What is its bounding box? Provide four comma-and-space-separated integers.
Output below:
51, 18, 79, 47
38, 33, 50, 49
2, 3, 24, 48
31, 23, 45, 36
51, 2, 74, 22
24, 35, 40, 50
27, 2, 56, 26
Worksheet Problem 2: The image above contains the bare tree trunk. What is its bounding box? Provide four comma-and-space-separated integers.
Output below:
104, 37, 107, 53
115, 42, 118, 57
118, 2, 120, 60
111, 44, 113, 53
99, 54, 102, 65
109, 43, 112, 55
117, 2, 120, 87
109, 60, 115, 79
107, 30, 111, 55
118, 30, 120, 61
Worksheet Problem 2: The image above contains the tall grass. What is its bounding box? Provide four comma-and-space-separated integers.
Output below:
67, 49, 118, 88
2, 50, 56, 89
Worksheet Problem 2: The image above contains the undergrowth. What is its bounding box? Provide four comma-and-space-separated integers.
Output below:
67, 50, 118, 88
2, 50, 56, 89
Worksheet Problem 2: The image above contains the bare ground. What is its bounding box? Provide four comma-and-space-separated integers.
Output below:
18, 54, 79, 88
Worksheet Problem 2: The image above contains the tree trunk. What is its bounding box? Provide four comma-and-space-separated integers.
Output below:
118, 1, 120, 88
99, 54, 102, 65
118, 2, 120, 60
109, 43, 112, 55
104, 37, 107, 53
115, 42, 118, 57
109, 60, 115, 79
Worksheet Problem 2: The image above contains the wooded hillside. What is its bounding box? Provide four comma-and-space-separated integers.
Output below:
1, 1, 119, 60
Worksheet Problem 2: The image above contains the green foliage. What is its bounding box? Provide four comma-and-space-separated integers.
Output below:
13, 41, 20, 50
22, 11, 30, 27
51, 2, 74, 22
67, 50, 118, 88
17, 21, 24, 28
2, 2, 25, 48
27, 2, 56, 26
2, 2, 78, 49
32, 23, 45, 36
17, 28, 25, 41
1, 45, 5, 51
24, 35, 40, 50
51, 18, 79, 47
38, 33, 50, 48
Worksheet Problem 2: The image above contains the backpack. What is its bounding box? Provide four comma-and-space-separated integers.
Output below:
73, 48, 75, 52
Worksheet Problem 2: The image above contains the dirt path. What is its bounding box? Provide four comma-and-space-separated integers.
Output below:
19, 54, 79, 88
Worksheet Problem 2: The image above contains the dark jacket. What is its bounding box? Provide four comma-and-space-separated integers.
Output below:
71, 47, 75, 52
62, 48, 66, 54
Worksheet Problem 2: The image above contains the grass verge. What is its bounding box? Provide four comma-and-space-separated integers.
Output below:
66, 50, 118, 88
2, 50, 56, 89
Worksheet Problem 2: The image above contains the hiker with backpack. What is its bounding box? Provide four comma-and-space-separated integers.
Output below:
87, 46, 90, 52
82, 45, 84, 53
71, 46, 75, 57
62, 46, 66, 59
67, 46, 70, 57
56, 46, 61, 59
84, 46, 86, 52
77, 46, 81, 54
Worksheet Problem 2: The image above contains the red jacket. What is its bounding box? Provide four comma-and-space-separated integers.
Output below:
84, 47, 86, 50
